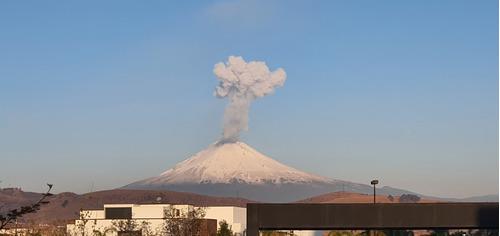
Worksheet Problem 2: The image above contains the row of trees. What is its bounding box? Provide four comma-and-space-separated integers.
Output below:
75, 218, 235, 236
387, 194, 421, 203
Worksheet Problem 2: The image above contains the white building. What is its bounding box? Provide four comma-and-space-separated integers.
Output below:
205, 206, 246, 234
67, 203, 246, 236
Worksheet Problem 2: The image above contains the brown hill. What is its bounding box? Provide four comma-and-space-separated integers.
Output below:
0, 187, 46, 210
0, 189, 445, 227
0, 189, 258, 225
294, 191, 441, 203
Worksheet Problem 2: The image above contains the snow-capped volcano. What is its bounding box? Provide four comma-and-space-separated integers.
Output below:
140, 141, 332, 185
122, 142, 416, 202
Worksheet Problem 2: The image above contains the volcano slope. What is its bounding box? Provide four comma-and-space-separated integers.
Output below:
122, 142, 417, 202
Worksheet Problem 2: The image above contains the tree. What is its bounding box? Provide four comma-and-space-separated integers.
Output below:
137, 220, 157, 236
161, 206, 206, 236
356, 230, 386, 236
398, 194, 421, 203
73, 200, 93, 236
216, 220, 233, 236
0, 184, 53, 230
93, 228, 116, 236
468, 229, 499, 236
448, 231, 467, 236
111, 219, 139, 232
329, 230, 353, 236
383, 230, 414, 236
428, 229, 450, 236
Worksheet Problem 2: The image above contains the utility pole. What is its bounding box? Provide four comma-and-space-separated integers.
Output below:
371, 180, 378, 204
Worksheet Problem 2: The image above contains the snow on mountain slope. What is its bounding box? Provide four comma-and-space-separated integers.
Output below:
122, 141, 422, 202
130, 141, 334, 186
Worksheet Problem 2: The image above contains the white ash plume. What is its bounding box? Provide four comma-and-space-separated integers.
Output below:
214, 56, 286, 143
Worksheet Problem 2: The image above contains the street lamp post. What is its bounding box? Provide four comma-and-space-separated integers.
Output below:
371, 180, 378, 204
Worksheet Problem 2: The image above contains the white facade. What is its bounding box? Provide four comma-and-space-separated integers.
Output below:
67, 203, 246, 236
205, 206, 246, 235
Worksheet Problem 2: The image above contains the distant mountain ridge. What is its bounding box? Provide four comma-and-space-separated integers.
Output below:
121, 141, 496, 202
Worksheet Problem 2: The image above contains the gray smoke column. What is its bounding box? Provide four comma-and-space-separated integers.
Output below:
214, 56, 287, 143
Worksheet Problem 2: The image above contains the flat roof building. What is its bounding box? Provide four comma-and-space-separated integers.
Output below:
67, 203, 246, 236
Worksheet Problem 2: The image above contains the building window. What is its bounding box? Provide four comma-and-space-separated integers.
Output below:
105, 207, 132, 219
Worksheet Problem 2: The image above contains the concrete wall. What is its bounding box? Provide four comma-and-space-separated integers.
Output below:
205, 206, 247, 235
131, 204, 168, 218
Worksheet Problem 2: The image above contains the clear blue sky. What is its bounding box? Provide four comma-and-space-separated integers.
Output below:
1, 1, 498, 199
